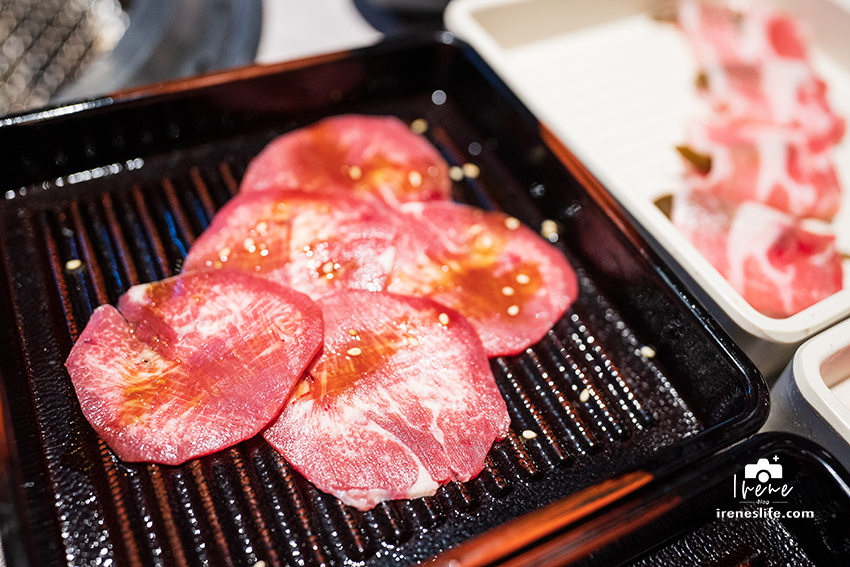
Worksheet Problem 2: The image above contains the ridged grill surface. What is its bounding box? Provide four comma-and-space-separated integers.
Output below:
0, 111, 713, 566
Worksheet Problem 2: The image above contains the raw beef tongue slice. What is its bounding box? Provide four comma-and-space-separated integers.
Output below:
65, 270, 323, 465
239, 114, 452, 206
263, 291, 510, 511
182, 190, 400, 298
182, 192, 294, 285
386, 201, 579, 357
672, 192, 843, 318
680, 122, 841, 221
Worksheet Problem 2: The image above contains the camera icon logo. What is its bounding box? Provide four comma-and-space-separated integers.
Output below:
744, 458, 783, 483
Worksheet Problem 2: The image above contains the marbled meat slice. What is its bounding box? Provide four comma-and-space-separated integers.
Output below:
699, 63, 844, 152
65, 270, 323, 465
680, 122, 841, 221
678, 0, 810, 67
386, 201, 578, 356
182, 190, 399, 298
678, 0, 844, 151
669, 187, 736, 277
239, 114, 452, 206
672, 192, 843, 318
263, 291, 510, 511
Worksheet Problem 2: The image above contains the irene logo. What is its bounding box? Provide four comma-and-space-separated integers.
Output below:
734, 455, 793, 501
719, 455, 815, 521
744, 457, 782, 483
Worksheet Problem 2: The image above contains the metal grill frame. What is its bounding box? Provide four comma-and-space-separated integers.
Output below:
0, 36, 768, 567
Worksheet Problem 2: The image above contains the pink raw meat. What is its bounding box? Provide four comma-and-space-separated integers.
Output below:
263, 291, 510, 510
66, 270, 323, 465
182, 190, 400, 299
680, 122, 841, 221
672, 192, 843, 318
239, 114, 452, 206
679, 0, 809, 67
678, 0, 845, 151
386, 201, 579, 356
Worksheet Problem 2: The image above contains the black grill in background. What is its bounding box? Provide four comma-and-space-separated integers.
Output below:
0, 0, 126, 116
0, 37, 767, 567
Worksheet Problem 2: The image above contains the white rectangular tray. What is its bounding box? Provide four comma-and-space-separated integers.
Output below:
445, 0, 850, 379
764, 318, 850, 470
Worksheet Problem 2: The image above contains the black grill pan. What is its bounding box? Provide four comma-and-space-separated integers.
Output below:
0, 36, 767, 567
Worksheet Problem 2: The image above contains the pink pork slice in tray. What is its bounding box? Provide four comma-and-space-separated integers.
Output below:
65, 270, 323, 465
263, 291, 510, 511
679, 0, 811, 68
678, 0, 845, 152
182, 190, 400, 298
239, 114, 452, 206
386, 201, 579, 357
699, 65, 845, 153
672, 190, 843, 318
680, 122, 841, 221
